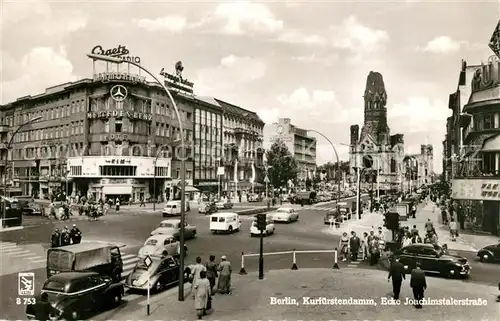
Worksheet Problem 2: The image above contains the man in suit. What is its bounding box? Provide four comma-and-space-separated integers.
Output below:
349, 231, 361, 262
410, 262, 427, 309
387, 258, 405, 299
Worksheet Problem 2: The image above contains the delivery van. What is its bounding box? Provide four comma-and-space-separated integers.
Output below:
209, 212, 241, 234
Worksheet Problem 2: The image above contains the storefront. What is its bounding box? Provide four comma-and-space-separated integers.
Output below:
195, 180, 219, 195
451, 178, 500, 236
67, 156, 171, 203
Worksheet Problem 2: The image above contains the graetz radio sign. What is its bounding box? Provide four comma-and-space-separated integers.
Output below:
91, 45, 141, 64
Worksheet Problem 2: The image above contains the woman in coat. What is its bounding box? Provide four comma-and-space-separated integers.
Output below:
194, 270, 211, 319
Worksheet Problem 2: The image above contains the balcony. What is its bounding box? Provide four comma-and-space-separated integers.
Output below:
0, 126, 9, 133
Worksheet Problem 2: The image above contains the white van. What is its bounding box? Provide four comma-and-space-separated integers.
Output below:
162, 200, 190, 217
210, 212, 241, 234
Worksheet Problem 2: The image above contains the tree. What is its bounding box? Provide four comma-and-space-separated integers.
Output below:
266, 140, 298, 188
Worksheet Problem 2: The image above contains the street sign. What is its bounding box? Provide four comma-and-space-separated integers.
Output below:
489, 20, 500, 59
143, 255, 153, 268
264, 175, 270, 183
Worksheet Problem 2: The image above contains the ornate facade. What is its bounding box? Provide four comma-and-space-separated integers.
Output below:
349, 71, 405, 193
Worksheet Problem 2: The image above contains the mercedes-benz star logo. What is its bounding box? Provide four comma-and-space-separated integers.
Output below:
276, 125, 284, 135
110, 85, 127, 102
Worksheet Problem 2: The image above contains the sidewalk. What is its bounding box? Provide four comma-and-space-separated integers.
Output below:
411, 203, 499, 252
322, 211, 391, 239
118, 268, 498, 321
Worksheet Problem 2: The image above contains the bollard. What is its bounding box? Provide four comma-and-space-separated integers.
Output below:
239, 252, 247, 275
291, 249, 298, 270
333, 248, 340, 269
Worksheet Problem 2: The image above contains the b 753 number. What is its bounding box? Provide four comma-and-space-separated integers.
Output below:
16, 297, 36, 305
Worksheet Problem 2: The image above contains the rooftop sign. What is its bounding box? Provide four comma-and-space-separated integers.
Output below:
91, 45, 141, 64
160, 61, 194, 94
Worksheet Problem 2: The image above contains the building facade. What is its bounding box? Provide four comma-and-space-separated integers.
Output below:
217, 99, 265, 195
348, 71, 405, 194
404, 145, 434, 192
451, 56, 500, 236
267, 118, 317, 185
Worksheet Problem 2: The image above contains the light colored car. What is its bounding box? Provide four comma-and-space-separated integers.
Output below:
250, 216, 275, 236
216, 200, 234, 209
138, 234, 184, 258
272, 207, 299, 223
150, 219, 197, 240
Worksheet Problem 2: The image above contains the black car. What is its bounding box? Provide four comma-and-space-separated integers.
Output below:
26, 271, 124, 320
125, 255, 190, 292
477, 242, 500, 263
22, 203, 44, 216
392, 243, 470, 278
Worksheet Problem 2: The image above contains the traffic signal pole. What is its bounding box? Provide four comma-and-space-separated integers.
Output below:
259, 229, 264, 280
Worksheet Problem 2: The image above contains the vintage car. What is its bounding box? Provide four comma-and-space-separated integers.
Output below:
250, 215, 275, 236
22, 202, 44, 216
26, 271, 124, 320
125, 255, 191, 292
290, 191, 317, 205
248, 194, 263, 202
477, 242, 500, 262
198, 201, 218, 214
323, 210, 342, 226
150, 219, 197, 240
138, 234, 187, 258
392, 244, 470, 278
271, 207, 299, 223
216, 199, 234, 209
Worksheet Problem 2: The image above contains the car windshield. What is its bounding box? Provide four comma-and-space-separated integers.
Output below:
277, 209, 290, 213
159, 223, 176, 228
145, 239, 158, 246
43, 280, 66, 293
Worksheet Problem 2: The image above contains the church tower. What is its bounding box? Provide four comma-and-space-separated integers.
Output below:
359, 71, 390, 145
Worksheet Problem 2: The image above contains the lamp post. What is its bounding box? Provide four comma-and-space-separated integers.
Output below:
2, 116, 42, 226
264, 164, 272, 206
307, 130, 342, 210
87, 53, 187, 301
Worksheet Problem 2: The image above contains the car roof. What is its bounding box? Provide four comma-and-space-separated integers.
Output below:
48, 271, 98, 282
51, 242, 115, 253
147, 234, 175, 241
211, 212, 238, 217
160, 219, 180, 224
277, 207, 293, 211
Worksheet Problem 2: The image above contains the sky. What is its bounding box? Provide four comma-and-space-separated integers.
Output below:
1, 0, 499, 173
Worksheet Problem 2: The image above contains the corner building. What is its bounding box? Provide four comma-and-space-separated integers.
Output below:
0, 71, 203, 201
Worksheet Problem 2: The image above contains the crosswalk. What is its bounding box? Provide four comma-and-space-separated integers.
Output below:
0, 241, 47, 275
121, 253, 140, 280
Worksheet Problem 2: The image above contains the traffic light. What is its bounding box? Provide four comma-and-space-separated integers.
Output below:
256, 213, 267, 231
384, 212, 399, 230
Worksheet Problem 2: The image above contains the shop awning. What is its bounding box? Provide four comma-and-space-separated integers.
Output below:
185, 186, 199, 192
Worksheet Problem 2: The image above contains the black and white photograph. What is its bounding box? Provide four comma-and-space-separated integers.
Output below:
0, 0, 499, 320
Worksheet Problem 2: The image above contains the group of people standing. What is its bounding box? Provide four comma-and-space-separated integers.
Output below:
50, 224, 82, 247
338, 227, 386, 266
188, 255, 232, 319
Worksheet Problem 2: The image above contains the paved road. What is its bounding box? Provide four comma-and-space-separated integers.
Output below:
1, 194, 498, 319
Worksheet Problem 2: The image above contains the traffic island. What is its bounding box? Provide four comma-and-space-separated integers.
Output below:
101, 268, 498, 321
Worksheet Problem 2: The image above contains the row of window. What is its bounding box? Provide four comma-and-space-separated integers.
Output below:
99, 166, 137, 176
11, 143, 86, 160
472, 112, 500, 131
223, 116, 261, 133
2, 100, 86, 127
16, 122, 85, 143
195, 109, 222, 127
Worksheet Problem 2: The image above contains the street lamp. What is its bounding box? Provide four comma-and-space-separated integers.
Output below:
2, 116, 42, 226
307, 130, 342, 212
87, 53, 187, 301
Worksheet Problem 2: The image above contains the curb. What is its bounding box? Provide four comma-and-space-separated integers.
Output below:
0, 226, 24, 233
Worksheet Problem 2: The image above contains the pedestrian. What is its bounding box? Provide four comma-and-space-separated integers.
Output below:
449, 218, 458, 241
205, 255, 218, 293
441, 208, 448, 225
349, 231, 360, 262
217, 255, 232, 294
411, 232, 422, 244
115, 198, 120, 211
402, 232, 411, 247
411, 204, 416, 218
362, 232, 369, 260
424, 219, 434, 234
377, 227, 385, 241
410, 262, 427, 309
339, 232, 349, 261
51, 228, 61, 248
369, 237, 380, 266
387, 257, 405, 299
193, 270, 211, 319
103, 202, 110, 215
140, 197, 145, 207
61, 226, 71, 246
70, 224, 82, 244
190, 256, 206, 295
410, 225, 418, 237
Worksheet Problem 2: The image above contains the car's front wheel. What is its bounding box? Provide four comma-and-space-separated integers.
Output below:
154, 280, 164, 293
445, 267, 461, 279
479, 252, 492, 262
111, 291, 122, 307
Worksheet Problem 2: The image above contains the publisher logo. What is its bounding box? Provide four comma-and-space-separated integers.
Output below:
18, 272, 35, 296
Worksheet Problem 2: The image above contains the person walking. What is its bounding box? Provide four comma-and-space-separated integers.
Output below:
411, 232, 423, 244
217, 255, 232, 294
410, 262, 427, 309
387, 258, 405, 299
205, 255, 218, 293
425, 219, 434, 235
441, 208, 448, 225
51, 228, 61, 248
410, 225, 419, 237
449, 218, 458, 241
190, 257, 206, 295
193, 270, 211, 319
115, 198, 120, 211
362, 232, 369, 261
60, 226, 71, 246
369, 237, 380, 266
339, 232, 350, 261
349, 231, 361, 262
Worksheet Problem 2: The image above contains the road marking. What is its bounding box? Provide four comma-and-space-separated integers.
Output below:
16, 252, 37, 257
29, 258, 47, 263
0, 243, 17, 249
4, 249, 31, 255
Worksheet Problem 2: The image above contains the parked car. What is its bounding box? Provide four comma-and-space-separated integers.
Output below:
22, 202, 44, 216
125, 255, 191, 292
248, 194, 262, 202
138, 234, 187, 258
216, 199, 234, 209
150, 219, 197, 240
392, 244, 470, 278
198, 201, 218, 215
477, 242, 500, 262
250, 215, 275, 236
271, 207, 299, 223
26, 271, 124, 321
